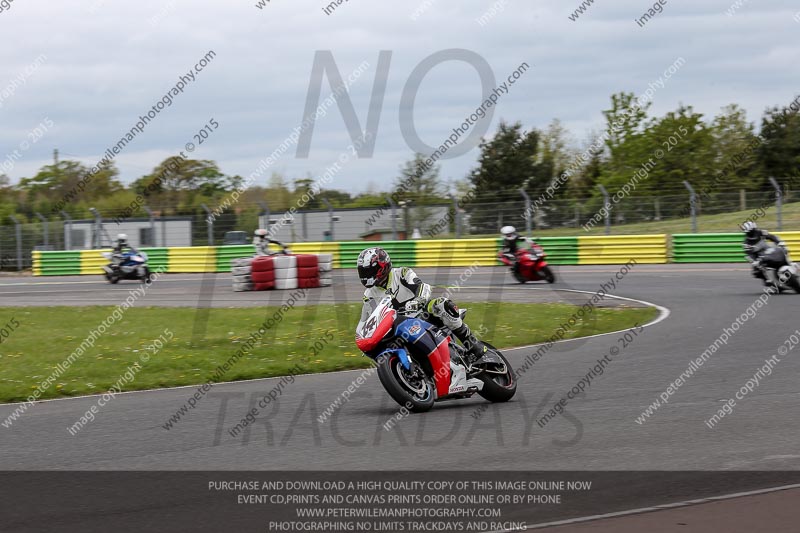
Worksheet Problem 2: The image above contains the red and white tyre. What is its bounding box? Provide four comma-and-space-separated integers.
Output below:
274, 278, 299, 290
251, 270, 276, 284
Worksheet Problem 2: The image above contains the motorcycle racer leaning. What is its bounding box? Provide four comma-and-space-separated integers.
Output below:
500, 225, 534, 270
356, 247, 487, 364
742, 221, 789, 280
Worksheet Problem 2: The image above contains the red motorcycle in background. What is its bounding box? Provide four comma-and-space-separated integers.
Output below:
498, 243, 556, 284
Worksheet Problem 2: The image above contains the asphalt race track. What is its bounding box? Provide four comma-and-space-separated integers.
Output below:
2, 264, 800, 528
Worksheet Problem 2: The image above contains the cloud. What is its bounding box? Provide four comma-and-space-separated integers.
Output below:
0, 0, 798, 194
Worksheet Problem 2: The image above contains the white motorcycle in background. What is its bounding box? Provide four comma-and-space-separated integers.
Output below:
101, 250, 151, 284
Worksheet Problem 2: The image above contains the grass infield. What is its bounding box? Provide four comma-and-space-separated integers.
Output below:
0, 303, 658, 403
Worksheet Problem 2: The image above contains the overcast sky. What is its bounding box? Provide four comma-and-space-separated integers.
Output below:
1, 0, 798, 193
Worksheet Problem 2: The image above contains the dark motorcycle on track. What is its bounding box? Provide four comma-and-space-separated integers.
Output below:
498, 244, 555, 284
747, 242, 800, 293
355, 296, 516, 412
101, 251, 151, 284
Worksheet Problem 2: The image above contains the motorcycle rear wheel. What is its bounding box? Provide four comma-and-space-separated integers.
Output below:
106, 272, 119, 284
476, 343, 517, 403
376, 353, 435, 413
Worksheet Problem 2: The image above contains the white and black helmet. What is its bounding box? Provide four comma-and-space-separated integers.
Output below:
500, 225, 517, 241
356, 247, 391, 288
742, 221, 759, 239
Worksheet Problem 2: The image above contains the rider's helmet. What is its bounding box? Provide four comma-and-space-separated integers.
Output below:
254, 228, 268, 240
500, 225, 517, 241
357, 247, 391, 288
116, 233, 128, 247
742, 221, 759, 240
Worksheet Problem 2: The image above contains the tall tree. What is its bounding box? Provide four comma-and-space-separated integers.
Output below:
758, 103, 800, 186
395, 153, 444, 231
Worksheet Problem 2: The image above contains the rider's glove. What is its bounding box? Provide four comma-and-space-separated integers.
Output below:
403, 299, 422, 313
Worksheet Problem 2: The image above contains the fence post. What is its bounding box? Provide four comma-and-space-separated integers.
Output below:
654, 198, 661, 221
35, 212, 49, 247
321, 197, 335, 241
143, 206, 156, 247
682, 181, 697, 233
740, 189, 747, 211
8, 215, 22, 271
768, 177, 782, 231
200, 204, 214, 245
597, 184, 611, 235
258, 201, 270, 233
386, 196, 398, 241
519, 188, 533, 235
60, 211, 72, 250
88, 207, 103, 248
449, 194, 461, 238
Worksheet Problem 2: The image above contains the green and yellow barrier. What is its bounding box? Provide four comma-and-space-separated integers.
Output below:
339, 241, 416, 268
416, 238, 496, 267
536, 237, 579, 265
32, 250, 82, 276
40, 232, 800, 275
673, 232, 800, 262
577, 234, 668, 264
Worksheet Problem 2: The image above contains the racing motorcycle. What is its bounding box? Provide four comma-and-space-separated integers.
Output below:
356, 296, 516, 412
747, 242, 800, 293
498, 244, 555, 284
101, 250, 151, 284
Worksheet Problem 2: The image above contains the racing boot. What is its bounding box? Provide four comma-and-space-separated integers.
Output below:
452, 324, 487, 365
428, 297, 487, 365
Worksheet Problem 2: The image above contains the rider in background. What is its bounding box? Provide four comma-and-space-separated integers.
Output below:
356, 247, 487, 363
253, 228, 291, 256
500, 225, 535, 271
742, 221, 788, 280
112, 233, 138, 255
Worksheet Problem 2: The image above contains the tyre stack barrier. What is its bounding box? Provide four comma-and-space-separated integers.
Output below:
231, 256, 255, 292
318, 253, 333, 287
272, 255, 298, 290
296, 254, 320, 288
250, 256, 277, 291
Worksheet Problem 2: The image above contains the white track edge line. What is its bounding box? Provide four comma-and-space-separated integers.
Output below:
485, 482, 800, 532
0, 289, 669, 408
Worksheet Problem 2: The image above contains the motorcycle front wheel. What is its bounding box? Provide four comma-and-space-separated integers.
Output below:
541, 266, 556, 283
789, 275, 800, 294
376, 352, 435, 413
476, 343, 517, 403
